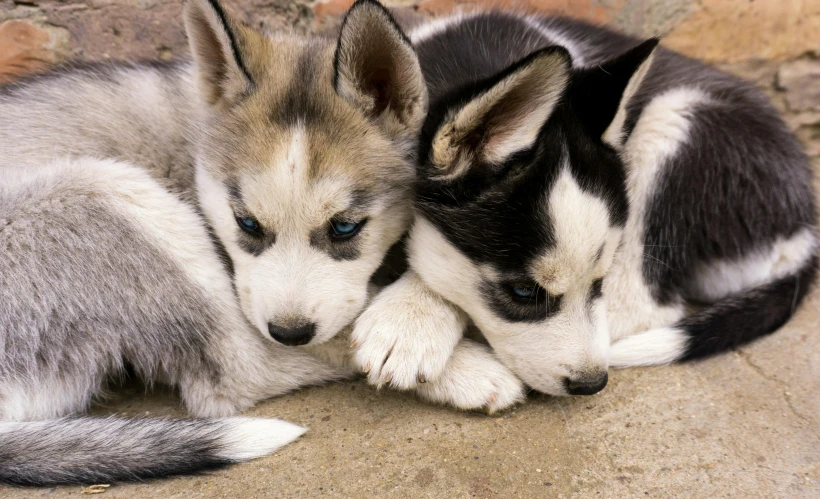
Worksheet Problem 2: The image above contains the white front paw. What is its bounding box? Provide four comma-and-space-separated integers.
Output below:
352, 273, 465, 390
415, 340, 525, 414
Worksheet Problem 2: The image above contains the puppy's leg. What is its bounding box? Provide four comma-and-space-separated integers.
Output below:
352, 270, 467, 390
414, 339, 525, 414
180, 313, 352, 418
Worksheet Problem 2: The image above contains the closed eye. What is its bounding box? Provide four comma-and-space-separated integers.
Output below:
504, 281, 546, 305
484, 280, 563, 322
509, 283, 539, 302
505, 282, 562, 311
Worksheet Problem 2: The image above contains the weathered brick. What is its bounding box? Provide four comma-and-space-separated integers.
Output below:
777, 58, 820, 113
314, 0, 355, 26
0, 20, 53, 84
417, 0, 616, 23
664, 0, 820, 64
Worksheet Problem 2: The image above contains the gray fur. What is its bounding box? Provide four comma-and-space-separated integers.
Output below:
0, 0, 392, 485
0, 176, 219, 389
0, 417, 301, 486
0, 62, 199, 197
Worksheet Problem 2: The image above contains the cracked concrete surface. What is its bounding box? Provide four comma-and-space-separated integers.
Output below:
3, 186, 820, 498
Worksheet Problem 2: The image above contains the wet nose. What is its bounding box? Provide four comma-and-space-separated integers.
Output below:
267, 321, 316, 346
564, 372, 608, 396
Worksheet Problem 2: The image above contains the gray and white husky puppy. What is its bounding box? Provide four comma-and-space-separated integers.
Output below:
0, 0, 440, 485
352, 11, 817, 403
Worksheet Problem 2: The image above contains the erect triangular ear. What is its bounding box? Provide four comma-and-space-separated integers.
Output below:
333, 0, 428, 140
184, 0, 259, 107
429, 47, 571, 180
571, 38, 659, 148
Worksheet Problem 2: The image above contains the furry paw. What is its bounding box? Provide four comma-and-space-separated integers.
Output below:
415, 340, 525, 414
352, 272, 466, 390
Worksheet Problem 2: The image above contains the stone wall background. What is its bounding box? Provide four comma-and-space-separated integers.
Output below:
0, 0, 818, 157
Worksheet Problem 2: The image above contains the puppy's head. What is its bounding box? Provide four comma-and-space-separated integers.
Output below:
185, 0, 426, 346
411, 41, 657, 394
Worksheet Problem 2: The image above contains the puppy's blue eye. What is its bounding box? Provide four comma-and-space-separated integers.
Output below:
512, 285, 536, 298
333, 221, 357, 234
236, 215, 261, 235
329, 218, 365, 239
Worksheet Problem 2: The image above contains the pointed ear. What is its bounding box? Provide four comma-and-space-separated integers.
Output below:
334, 0, 428, 140
571, 38, 658, 148
430, 47, 571, 180
184, 0, 256, 107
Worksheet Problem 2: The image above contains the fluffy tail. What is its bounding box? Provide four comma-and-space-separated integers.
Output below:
0, 417, 305, 486
610, 254, 817, 367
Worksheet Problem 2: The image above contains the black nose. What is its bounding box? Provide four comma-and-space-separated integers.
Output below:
267, 321, 316, 346
564, 372, 608, 396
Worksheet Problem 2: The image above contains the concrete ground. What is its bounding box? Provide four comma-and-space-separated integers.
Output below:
3, 154, 820, 498
4, 313, 820, 499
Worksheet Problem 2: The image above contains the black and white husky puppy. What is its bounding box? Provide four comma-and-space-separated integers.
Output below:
352, 11, 817, 403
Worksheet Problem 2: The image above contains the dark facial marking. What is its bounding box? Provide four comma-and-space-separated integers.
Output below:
309, 220, 364, 261
589, 278, 604, 304
481, 279, 563, 323
308, 190, 375, 260
329, 217, 368, 240
235, 223, 276, 256
226, 182, 277, 255
594, 243, 605, 264
414, 14, 631, 278
226, 179, 242, 202
271, 49, 328, 128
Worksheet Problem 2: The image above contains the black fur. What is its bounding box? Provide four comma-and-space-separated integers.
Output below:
679, 255, 818, 360
414, 13, 631, 291
642, 88, 816, 305
570, 38, 658, 140
589, 278, 604, 303
369, 234, 409, 286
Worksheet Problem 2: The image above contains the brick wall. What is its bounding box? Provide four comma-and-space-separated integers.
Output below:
1, 0, 817, 156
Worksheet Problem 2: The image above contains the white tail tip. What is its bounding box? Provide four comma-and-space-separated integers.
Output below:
217, 418, 307, 461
